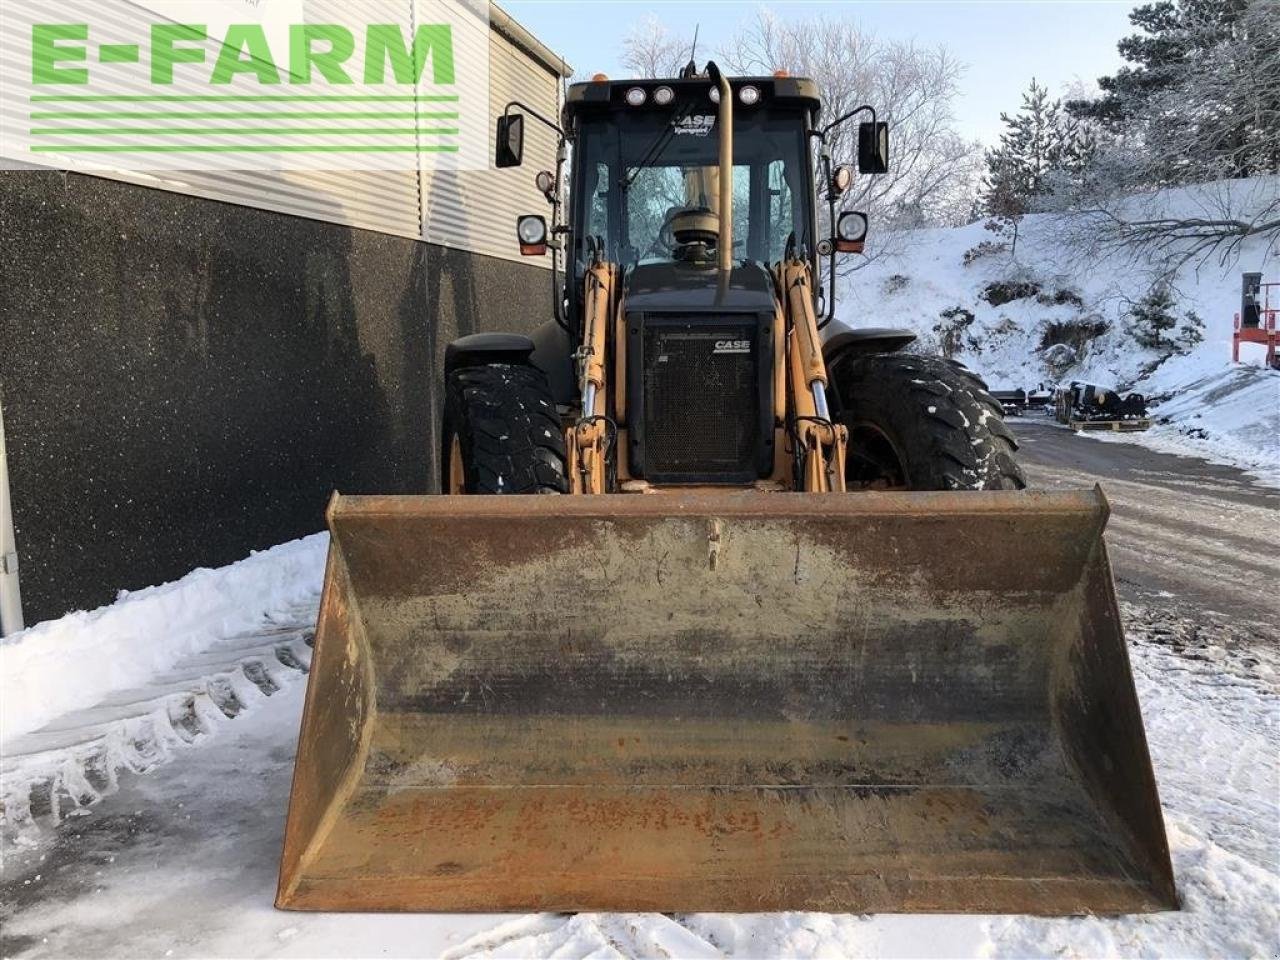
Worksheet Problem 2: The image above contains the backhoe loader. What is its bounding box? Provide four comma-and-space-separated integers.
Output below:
277, 65, 1177, 915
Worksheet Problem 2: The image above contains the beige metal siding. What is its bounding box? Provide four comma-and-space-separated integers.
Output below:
421, 26, 559, 264
122, 0, 425, 239
3, 1, 563, 256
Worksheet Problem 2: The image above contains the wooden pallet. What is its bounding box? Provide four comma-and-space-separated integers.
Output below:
1070, 419, 1151, 433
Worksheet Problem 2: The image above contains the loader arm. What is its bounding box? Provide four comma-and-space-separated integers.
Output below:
570, 259, 620, 494
781, 258, 848, 492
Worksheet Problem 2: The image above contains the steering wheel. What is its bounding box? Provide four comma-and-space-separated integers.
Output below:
641, 206, 685, 261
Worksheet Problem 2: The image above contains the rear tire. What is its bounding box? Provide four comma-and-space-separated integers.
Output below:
442, 363, 569, 494
829, 353, 1026, 491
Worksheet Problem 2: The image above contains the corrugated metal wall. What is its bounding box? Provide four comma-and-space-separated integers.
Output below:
421, 26, 559, 260
2, 0, 563, 261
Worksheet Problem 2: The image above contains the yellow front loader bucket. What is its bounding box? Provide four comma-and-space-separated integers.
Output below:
276, 490, 1177, 915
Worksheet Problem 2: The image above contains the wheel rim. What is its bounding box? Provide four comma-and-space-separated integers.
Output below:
447, 435, 466, 495
844, 422, 909, 489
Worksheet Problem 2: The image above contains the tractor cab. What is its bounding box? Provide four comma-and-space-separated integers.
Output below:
497, 71, 885, 334
565, 77, 819, 277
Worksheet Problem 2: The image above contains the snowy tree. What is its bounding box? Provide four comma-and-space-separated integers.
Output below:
620, 16, 694, 79
1128, 284, 1179, 348
1176, 310, 1205, 352
978, 79, 1095, 250
933, 306, 976, 359
1154, 0, 1280, 181
720, 10, 981, 265
981, 155, 1029, 254
1068, 0, 1280, 184
1054, 175, 1280, 281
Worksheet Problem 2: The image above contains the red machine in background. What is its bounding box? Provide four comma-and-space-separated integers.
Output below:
1234, 272, 1278, 369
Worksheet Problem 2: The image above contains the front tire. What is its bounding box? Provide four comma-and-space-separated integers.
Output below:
442, 363, 569, 494
829, 353, 1025, 491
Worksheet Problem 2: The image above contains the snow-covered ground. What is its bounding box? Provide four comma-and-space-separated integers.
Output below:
0, 536, 327, 844
0, 534, 327, 745
837, 177, 1279, 485
2, 503, 1277, 958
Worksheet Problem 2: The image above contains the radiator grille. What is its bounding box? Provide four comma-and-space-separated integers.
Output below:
642, 318, 759, 478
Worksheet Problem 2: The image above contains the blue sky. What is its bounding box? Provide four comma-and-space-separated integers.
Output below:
502, 1, 1139, 146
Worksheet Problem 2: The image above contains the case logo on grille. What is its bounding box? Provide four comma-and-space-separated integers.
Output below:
712, 339, 752, 354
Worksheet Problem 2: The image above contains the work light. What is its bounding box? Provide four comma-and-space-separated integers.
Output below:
516, 214, 548, 255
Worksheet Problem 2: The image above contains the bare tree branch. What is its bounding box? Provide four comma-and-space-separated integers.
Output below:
719, 10, 979, 271
620, 16, 693, 80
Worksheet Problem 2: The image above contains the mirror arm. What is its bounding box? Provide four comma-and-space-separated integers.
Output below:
817, 148, 837, 329
810, 106, 875, 328
820, 103, 876, 139
502, 100, 565, 139
500, 103, 570, 332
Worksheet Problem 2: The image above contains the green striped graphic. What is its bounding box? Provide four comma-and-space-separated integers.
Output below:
30, 127, 461, 137
29, 95, 461, 103
30, 111, 460, 120
29, 144, 461, 153
24, 95, 467, 157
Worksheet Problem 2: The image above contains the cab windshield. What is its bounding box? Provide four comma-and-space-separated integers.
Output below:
573, 108, 812, 272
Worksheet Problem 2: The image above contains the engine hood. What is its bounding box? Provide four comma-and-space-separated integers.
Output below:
622, 261, 777, 314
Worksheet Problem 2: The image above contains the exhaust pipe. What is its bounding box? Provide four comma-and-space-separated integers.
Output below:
707, 62, 733, 273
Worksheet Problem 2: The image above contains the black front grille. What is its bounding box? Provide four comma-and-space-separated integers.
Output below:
629, 314, 769, 482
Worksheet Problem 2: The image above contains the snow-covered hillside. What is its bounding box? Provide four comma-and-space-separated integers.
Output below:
837, 177, 1279, 484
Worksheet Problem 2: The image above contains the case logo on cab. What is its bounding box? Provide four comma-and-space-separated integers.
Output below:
713, 339, 751, 354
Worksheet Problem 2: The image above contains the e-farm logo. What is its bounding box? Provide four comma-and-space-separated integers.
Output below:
31, 23, 456, 88
1, 0, 490, 171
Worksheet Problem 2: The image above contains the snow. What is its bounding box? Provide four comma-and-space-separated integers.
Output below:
1097, 360, 1280, 487
836, 176, 1279, 485
2, 531, 1277, 957
0, 533, 327, 746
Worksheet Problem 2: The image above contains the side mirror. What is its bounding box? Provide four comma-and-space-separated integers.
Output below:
829, 164, 854, 198
835, 210, 868, 253
857, 121, 889, 174
516, 214, 547, 256
496, 113, 524, 168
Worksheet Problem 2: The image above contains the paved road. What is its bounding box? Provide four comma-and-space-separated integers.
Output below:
1011, 416, 1279, 627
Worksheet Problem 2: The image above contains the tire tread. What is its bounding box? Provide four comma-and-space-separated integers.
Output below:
832, 353, 1026, 491
444, 363, 569, 495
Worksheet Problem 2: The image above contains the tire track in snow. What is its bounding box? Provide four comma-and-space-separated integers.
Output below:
0, 606, 317, 845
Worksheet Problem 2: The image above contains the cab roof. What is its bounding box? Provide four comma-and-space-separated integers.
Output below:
563, 76, 822, 125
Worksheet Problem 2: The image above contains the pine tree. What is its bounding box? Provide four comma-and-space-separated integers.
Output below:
1067, 0, 1275, 181
1177, 310, 1205, 352
981, 150, 1028, 253
979, 79, 1095, 247
1070, 0, 1249, 127
933, 307, 976, 359
1128, 285, 1179, 348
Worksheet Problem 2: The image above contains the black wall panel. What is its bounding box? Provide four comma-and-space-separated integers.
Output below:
0, 170, 548, 624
